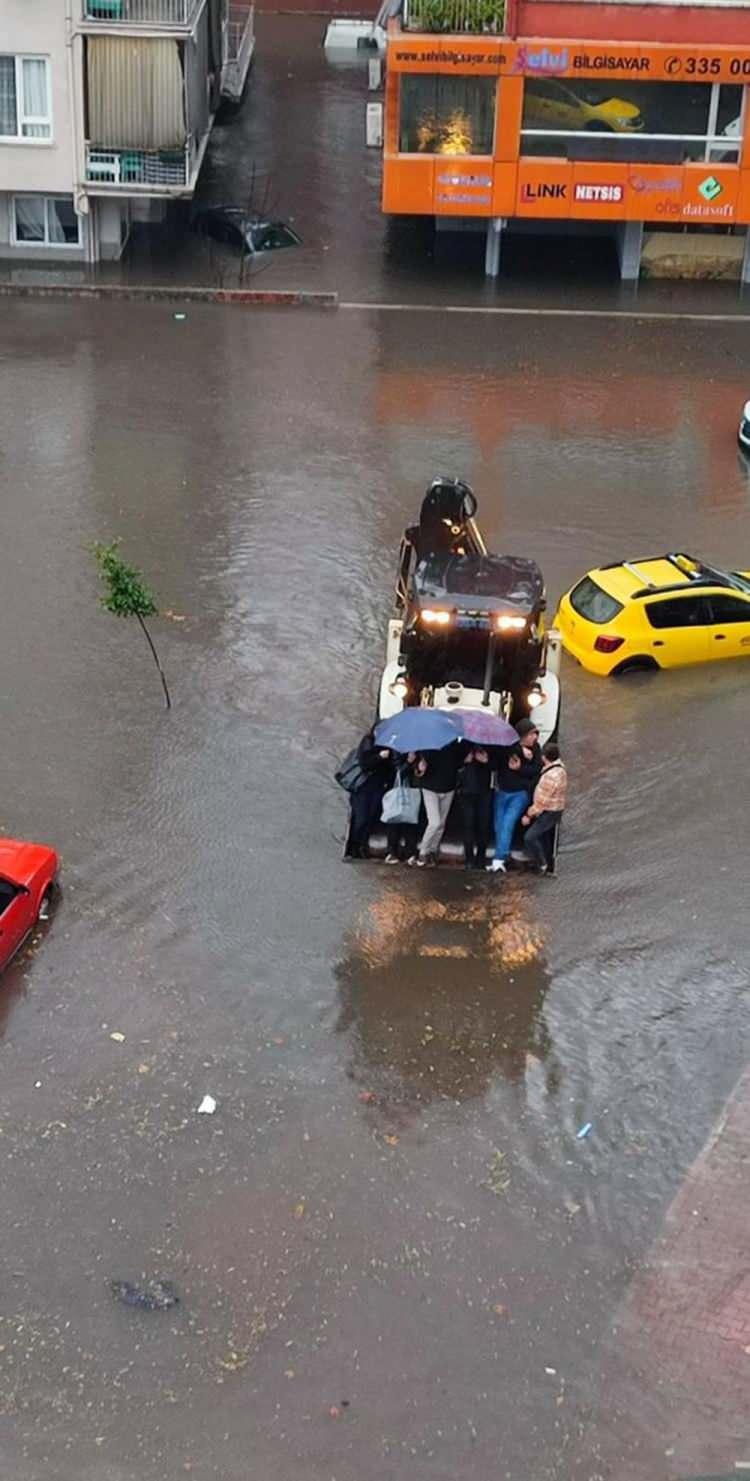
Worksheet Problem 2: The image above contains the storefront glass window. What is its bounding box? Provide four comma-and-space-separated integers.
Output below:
521, 79, 743, 163
400, 75, 496, 155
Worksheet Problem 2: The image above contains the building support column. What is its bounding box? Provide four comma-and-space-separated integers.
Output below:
615, 219, 643, 282
484, 216, 505, 278
741, 228, 750, 286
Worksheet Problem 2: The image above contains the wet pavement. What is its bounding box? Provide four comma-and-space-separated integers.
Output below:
1, 295, 750, 1480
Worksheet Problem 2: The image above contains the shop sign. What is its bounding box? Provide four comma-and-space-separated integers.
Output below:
698, 174, 722, 201
629, 174, 681, 194
436, 192, 492, 203
682, 201, 734, 218
437, 173, 492, 187
390, 39, 506, 72
521, 181, 567, 200
513, 46, 568, 75
572, 53, 649, 73
388, 35, 750, 83
680, 165, 739, 220
574, 183, 623, 202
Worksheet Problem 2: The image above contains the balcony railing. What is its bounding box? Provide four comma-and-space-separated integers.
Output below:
222, 4, 255, 102
403, 0, 505, 32
85, 140, 193, 189
83, 0, 201, 25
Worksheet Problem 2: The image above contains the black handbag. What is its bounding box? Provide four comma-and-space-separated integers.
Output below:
335, 746, 368, 793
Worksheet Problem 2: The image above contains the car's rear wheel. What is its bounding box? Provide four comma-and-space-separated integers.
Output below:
610, 655, 660, 676
584, 121, 611, 132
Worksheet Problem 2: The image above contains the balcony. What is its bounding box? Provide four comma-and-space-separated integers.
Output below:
82, 0, 202, 26
85, 139, 194, 191
403, 0, 505, 31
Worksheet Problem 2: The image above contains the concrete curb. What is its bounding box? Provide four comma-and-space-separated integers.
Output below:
0, 283, 337, 308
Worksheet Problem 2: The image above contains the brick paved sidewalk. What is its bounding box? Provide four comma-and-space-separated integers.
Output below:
577, 1070, 750, 1481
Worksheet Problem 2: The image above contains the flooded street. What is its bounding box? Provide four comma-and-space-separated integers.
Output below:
2, 297, 750, 1481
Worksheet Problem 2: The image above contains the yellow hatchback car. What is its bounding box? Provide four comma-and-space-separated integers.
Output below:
523, 79, 644, 134
555, 553, 750, 676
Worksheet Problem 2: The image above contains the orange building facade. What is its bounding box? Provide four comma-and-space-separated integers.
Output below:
381, 2, 750, 272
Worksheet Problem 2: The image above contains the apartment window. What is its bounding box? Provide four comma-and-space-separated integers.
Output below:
13, 197, 81, 248
521, 79, 743, 164
0, 56, 52, 141
400, 75, 497, 156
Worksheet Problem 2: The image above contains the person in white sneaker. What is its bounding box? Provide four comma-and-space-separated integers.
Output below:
488, 749, 526, 873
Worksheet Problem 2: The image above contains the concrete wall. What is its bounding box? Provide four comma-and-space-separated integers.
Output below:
254, 0, 379, 13
514, 0, 750, 40
0, 1, 78, 196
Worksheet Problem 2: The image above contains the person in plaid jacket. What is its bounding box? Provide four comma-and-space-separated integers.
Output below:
521, 742, 567, 873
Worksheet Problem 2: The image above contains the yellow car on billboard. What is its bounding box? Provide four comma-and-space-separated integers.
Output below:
523, 79, 644, 134
555, 553, 750, 676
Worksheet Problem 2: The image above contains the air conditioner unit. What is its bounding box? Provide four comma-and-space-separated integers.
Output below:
366, 102, 383, 148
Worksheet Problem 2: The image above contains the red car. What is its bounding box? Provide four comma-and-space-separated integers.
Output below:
0, 838, 59, 973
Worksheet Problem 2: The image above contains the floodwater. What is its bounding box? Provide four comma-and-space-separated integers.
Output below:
1, 296, 750, 1481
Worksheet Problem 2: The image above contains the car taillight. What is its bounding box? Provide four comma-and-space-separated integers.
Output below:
594, 635, 625, 653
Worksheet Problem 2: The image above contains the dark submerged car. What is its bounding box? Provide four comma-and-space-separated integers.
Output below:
192, 206, 302, 254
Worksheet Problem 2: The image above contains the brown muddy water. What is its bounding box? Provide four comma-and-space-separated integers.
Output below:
1, 298, 750, 1481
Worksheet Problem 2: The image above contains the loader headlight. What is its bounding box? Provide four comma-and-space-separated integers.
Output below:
495, 614, 527, 632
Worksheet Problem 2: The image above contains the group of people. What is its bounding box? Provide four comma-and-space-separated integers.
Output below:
344, 719, 567, 874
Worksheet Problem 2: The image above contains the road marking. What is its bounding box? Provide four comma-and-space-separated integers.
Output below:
340, 300, 750, 324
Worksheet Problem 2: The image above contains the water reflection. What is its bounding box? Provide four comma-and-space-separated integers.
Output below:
335, 876, 560, 1109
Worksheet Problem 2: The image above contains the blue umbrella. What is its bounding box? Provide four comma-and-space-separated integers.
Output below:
374, 708, 461, 754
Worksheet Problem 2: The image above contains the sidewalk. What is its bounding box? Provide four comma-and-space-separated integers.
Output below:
585, 1070, 750, 1481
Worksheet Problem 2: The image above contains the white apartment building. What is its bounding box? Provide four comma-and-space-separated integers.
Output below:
0, 0, 254, 262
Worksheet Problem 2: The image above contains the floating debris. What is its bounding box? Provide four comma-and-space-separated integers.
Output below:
482, 1148, 510, 1195
110, 1279, 179, 1311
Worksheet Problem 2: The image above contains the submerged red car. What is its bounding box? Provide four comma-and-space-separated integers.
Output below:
0, 837, 59, 972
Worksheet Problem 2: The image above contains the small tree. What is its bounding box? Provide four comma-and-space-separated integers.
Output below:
92, 541, 172, 710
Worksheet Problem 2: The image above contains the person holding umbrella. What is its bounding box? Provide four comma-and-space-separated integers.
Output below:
414, 741, 462, 867
374, 709, 463, 868
441, 707, 518, 871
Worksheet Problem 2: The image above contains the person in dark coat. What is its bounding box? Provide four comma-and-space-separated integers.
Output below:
514, 718, 543, 787
457, 746, 493, 869
344, 730, 393, 860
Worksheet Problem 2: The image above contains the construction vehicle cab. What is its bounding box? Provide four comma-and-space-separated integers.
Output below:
380, 483, 561, 743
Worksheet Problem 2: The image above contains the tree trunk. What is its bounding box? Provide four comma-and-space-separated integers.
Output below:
136, 613, 172, 710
